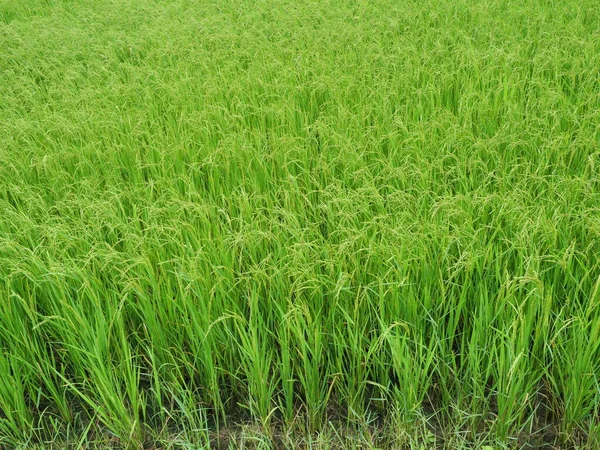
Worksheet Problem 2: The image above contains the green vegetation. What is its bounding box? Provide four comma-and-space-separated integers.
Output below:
1, 0, 599, 448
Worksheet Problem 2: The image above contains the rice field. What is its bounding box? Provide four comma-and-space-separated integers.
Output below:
1, 0, 600, 448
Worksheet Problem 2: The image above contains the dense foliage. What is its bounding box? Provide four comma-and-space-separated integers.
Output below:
1, 0, 599, 448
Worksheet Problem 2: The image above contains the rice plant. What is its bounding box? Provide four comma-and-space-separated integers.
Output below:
1, 0, 599, 448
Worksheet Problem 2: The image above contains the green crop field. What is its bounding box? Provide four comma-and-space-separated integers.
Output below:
1, 0, 599, 448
